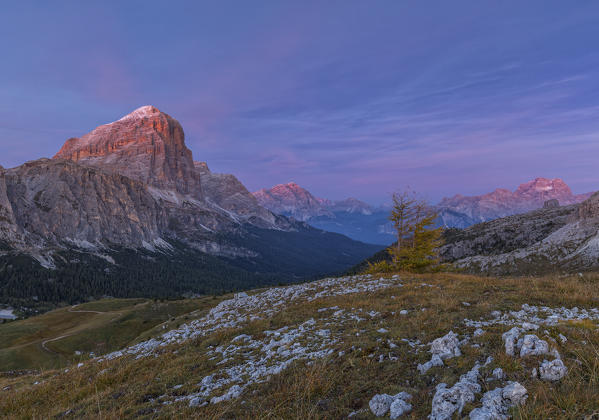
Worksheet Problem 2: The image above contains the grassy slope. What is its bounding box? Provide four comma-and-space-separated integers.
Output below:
1, 273, 599, 418
0, 297, 227, 371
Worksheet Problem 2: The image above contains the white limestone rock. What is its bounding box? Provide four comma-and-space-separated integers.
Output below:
210, 384, 244, 404
539, 359, 567, 381
502, 327, 521, 357
469, 382, 527, 420
369, 394, 395, 416
369, 392, 412, 418
431, 331, 462, 360
390, 398, 412, 419
418, 354, 444, 374
429, 363, 481, 420
518, 335, 549, 357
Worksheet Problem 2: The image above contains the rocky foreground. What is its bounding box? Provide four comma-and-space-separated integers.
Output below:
2, 272, 599, 418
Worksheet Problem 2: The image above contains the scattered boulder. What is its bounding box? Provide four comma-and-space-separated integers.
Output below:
543, 199, 560, 209
430, 363, 481, 420
369, 392, 412, 418
431, 331, 462, 360
390, 398, 412, 419
418, 331, 462, 375
469, 382, 527, 420
518, 335, 550, 357
539, 359, 568, 381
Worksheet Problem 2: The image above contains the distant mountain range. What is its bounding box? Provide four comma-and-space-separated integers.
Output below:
436, 177, 593, 228
254, 178, 594, 245
0, 106, 381, 308
254, 183, 394, 245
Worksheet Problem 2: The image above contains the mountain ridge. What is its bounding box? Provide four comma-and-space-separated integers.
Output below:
0, 106, 381, 308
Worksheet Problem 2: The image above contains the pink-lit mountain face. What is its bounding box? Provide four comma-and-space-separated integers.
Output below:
253, 183, 335, 221
54, 105, 202, 198
436, 177, 594, 227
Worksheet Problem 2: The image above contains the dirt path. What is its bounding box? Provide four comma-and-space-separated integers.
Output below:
41, 334, 73, 354
38, 305, 124, 355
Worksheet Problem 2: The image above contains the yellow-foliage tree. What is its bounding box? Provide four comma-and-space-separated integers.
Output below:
367, 190, 443, 273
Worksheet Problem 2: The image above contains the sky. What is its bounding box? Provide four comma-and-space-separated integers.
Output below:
1, 2, 599, 204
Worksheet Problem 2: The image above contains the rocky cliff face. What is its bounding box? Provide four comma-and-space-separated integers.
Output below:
54, 106, 202, 199
196, 162, 283, 229
2, 159, 167, 251
437, 178, 593, 228
0, 166, 20, 245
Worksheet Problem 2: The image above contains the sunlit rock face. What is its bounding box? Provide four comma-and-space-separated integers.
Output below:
54, 105, 202, 199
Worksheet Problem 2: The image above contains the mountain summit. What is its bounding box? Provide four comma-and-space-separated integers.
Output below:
54, 105, 202, 198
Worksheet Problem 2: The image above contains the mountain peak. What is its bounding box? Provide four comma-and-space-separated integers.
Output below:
515, 177, 571, 197
53, 106, 202, 198
116, 105, 162, 122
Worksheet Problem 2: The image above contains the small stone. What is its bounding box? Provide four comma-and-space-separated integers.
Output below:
418, 354, 444, 374
377, 328, 389, 333
502, 327, 521, 357
473, 328, 484, 337
430, 331, 462, 360
519, 335, 549, 358
389, 398, 412, 419
369, 394, 394, 416
539, 359, 567, 381
400, 310, 408, 315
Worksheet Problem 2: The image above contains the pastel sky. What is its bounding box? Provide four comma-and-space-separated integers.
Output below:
2, 2, 599, 204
